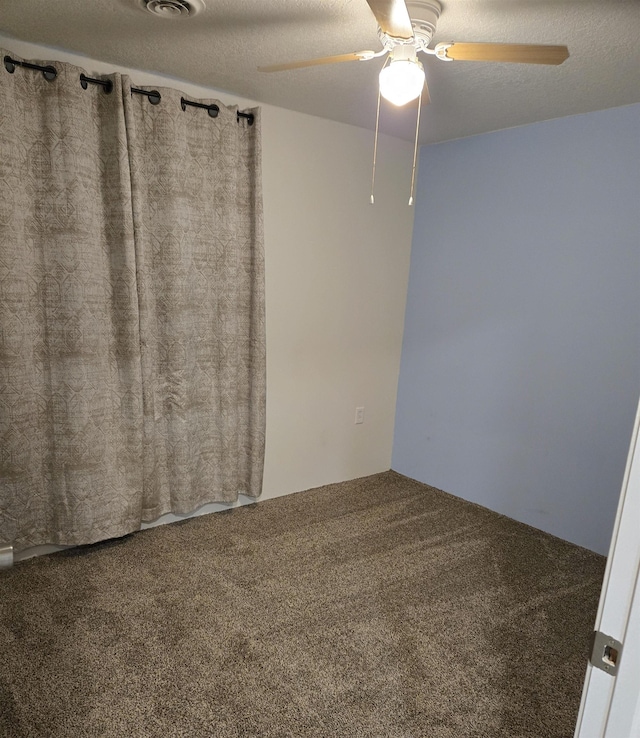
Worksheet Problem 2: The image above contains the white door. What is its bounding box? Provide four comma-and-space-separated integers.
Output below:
574, 397, 640, 737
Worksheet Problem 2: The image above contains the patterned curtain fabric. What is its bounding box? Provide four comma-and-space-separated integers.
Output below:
122, 82, 266, 518
0, 53, 266, 551
0, 57, 144, 550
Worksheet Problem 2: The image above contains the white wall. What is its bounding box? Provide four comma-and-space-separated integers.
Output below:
261, 106, 415, 498
0, 35, 415, 558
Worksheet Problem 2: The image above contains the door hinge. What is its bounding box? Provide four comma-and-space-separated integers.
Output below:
0, 544, 13, 569
590, 630, 623, 676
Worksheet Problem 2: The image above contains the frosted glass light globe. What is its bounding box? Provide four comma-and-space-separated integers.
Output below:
379, 59, 425, 106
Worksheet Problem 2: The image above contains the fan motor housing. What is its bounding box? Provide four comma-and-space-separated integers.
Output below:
407, 0, 441, 47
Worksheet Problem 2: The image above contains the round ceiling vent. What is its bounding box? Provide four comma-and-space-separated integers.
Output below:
138, 0, 205, 18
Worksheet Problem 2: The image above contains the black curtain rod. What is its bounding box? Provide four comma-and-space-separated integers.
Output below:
4, 56, 254, 125
181, 97, 219, 118
4, 55, 56, 80
80, 73, 113, 94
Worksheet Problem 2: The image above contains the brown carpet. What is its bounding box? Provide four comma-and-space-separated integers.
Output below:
0, 471, 604, 737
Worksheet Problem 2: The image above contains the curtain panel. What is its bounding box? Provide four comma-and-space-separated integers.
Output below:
0, 52, 265, 551
123, 81, 266, 518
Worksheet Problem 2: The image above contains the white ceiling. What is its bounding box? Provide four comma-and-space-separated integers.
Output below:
1, 0, 639, 144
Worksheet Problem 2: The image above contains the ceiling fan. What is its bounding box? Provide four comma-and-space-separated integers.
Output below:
258, 0, 570, 107
259, 0, 569, 204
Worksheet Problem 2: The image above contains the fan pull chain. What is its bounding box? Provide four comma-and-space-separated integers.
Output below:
370, 84, 382, 205
408, 89, 422, 206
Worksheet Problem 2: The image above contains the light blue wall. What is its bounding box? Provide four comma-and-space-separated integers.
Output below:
392, 104, 640, 555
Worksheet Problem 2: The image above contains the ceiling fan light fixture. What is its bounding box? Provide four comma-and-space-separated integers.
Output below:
379, 57, 425, 106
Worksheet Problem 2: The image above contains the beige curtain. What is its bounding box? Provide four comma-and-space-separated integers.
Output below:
123, 82, 265, 518
0, 53, 265, 551
0, 56, 143, 550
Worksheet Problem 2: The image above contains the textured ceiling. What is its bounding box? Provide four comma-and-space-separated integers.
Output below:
1, 0, 639, 144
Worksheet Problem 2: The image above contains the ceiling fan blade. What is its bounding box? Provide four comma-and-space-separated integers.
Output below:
258, 52, 372, 73
443, 43, 569, 65
365, 0, 414, 40
423, 77, 430, 105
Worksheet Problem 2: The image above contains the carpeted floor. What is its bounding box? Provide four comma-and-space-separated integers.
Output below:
0, 471, 605, 737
